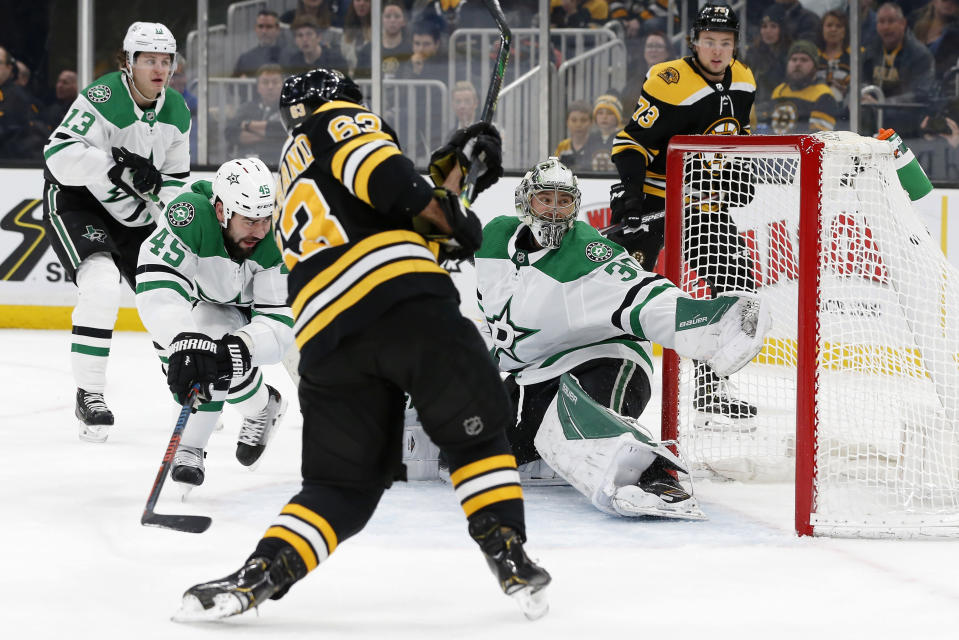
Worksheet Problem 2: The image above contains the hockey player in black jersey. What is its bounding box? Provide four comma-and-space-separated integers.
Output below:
173, 68, 550, 623
607, 2, 759, 421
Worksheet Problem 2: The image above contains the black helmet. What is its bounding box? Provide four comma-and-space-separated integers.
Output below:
279, 68, 365, 132
690, 3, 740, 41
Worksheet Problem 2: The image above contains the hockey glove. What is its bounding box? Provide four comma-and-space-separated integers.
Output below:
429, 122, 503, 196
430, 187, 483, 261
167, 332, 220, 401
111, 146, 162, 195
215, 334, 252, 381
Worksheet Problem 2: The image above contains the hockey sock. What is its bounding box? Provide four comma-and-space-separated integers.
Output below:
226, 368, 267, 415
179, 387, 229, 449
446, 433, 526, 538
71, 253, 122, 392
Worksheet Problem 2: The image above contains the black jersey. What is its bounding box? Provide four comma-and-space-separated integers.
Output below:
274, 99, 456, 367
764, 82, 839, 134
612, 57, 756, 199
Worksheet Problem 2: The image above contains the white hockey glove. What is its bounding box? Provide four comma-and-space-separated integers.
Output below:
673, 292, 771, 378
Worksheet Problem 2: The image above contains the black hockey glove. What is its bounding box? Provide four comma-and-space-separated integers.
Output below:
167, 332, 220, 401
608, 181, 643, 226
429, 122, 503, 196
110, 146, 162, 195
432, 187, 483, 261
215, 334, 252, 381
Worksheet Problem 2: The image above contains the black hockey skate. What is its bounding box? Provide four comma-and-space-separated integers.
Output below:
693, 363, 757, 421
76, 388, 114, 443
236, 385, 287, 467
638, 457, 692, 503
172, 546, 307, 622
171, 446, 206, 486
468, 513, 551, 620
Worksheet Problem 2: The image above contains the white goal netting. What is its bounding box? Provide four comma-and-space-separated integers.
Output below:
664, 132, 959, 537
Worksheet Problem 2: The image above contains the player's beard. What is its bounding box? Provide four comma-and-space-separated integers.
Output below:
223, 233, 259, 260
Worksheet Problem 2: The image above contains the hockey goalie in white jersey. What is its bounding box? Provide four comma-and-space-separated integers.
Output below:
473, 157, 770, 519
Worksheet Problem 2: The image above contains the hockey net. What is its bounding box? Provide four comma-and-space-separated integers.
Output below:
661, 132, 959, 537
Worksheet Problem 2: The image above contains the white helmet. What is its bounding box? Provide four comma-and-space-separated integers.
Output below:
515, 157, 581, 249
212, 158, 276, 228
123, 22, 178, 75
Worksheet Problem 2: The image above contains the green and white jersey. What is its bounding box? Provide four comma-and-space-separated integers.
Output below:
135, 180, 293, 365
43, 71, 191, 227
475, 217, 684, 385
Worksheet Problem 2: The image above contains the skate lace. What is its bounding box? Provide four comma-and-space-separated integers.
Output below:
174, 446, 204, 467
238, 409, 268, 446
84, 392, 109, 412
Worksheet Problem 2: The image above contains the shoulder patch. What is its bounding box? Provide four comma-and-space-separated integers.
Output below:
657, 66, 680, 85
86, 84, 112, 103
585, 241, 614, 263
167, 201, 196, 227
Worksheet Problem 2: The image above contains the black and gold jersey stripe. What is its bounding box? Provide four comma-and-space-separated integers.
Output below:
274, 101, 456, 366
263, 502, 338, 572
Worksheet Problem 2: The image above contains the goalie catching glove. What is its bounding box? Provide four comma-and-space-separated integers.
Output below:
672, 292, 772, 378
108, 146, 162, 197
428, 122, 503, 197
166, 332, 252, 401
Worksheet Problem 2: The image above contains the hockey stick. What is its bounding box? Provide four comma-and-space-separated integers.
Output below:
141, 383, 212, 533
460, 0, 511, 207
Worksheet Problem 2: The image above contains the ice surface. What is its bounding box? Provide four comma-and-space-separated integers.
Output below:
3, 329, 958, 639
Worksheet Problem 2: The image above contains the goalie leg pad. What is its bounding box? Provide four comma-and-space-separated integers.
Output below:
534, 373, 696, 516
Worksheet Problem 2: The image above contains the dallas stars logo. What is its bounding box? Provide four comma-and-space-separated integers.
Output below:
585, 241, 613, 263
82, 225, 107, 243
227, 173, 240, 185
486, 297, 538, 363
86, 84, 111, 103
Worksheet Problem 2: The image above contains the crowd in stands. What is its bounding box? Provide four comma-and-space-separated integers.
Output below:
7, 1, 959, 179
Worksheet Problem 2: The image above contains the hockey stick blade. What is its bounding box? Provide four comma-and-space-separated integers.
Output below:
141, 512, 212, 534
141, 384, 211, 533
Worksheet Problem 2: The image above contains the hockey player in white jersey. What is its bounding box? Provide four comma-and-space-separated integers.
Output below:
474, 157, 770, 518
41, 22, 191, 442
135, 158, 292, 487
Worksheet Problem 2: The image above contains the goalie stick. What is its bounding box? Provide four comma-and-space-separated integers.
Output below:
460, 0, 511, 206
141, 383, 212, 534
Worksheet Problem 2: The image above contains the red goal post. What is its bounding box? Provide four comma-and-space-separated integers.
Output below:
661, 133, 959, 538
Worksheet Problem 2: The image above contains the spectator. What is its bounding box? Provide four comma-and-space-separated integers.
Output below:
909, 0, 959, 78
623, 31, 674, 110
280, 0, 344, 52
550, 0, 594, 29
0, 46, 44, 159
381, 0, 412, 79
342, 0, 372, 76
225, 64, 287, 164
746, 5, 793, 105
863, 2, 936, 134
282, 16, 349, 75
233, 10, 283, 78
170, 57, 198, 159
451, 80, 478, 130
14, 60, 29, 88
775, 0, 821, 43
588, 92, 622, 171
817, 9, 853, 102
759, 40, 841, 134
554, 100, 594, 171
41, 69, 78, 131
400, 16, 448, 159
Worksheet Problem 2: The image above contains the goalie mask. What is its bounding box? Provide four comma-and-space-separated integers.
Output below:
212, 158, 275, 228
515, 157, 581, 249
122, 22, 177, 90
279, 68, 364, 133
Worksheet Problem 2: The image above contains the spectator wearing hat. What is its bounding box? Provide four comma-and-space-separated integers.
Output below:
746, 5, 793, 105
758, 40, 840, 135
587, 93, 623, 172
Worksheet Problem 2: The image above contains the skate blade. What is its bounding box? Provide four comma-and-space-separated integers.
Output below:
611, 498, 709, 520
171, 593, 243, 622
511, 584, 549, 621
693, 412, 757, 433
177, 482, 196, 502
78, 421, 110, 443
